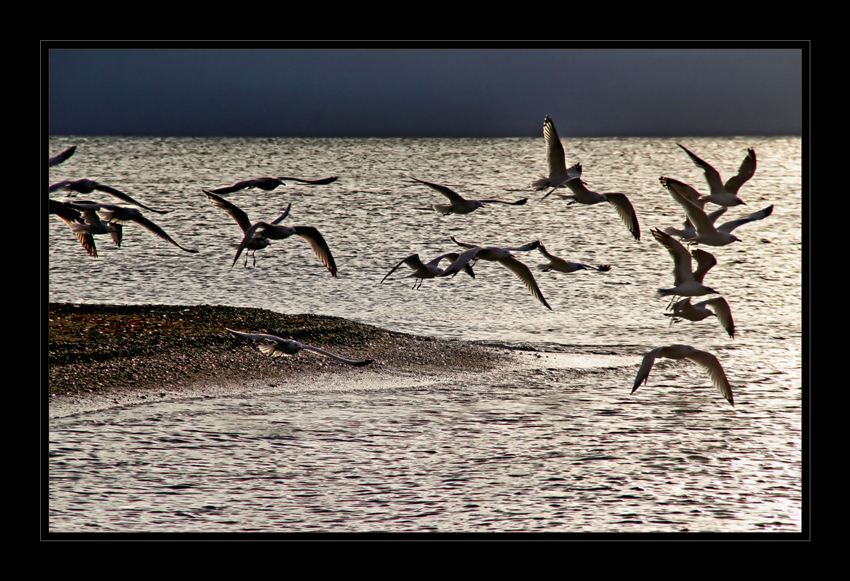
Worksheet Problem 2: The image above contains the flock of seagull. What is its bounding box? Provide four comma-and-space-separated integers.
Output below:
48, 116, 776, 407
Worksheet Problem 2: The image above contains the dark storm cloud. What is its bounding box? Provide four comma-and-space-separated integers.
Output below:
47, 47, 803, 137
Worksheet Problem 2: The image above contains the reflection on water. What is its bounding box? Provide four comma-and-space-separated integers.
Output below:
47, 136, 803, 533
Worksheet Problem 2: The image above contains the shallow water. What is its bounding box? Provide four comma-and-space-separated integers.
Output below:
47, 136, 803, 533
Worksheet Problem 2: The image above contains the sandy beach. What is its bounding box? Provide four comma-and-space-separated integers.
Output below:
47, 303, 513, 418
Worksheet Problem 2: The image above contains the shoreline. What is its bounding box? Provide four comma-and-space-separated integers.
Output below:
47, 302, 515, 417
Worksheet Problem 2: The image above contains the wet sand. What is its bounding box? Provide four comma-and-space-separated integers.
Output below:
47, 303, 514, 417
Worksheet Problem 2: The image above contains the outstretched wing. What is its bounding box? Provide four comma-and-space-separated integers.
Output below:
702, 297, 735, 339
717, 205, 774, 234
292, 226, 338, 277
632, 348, 662, 393
604, 193, 641, 241
382, 254, 425, 283
408, 176, 466, 204
497, 255, 552, 310
686, 349, 734, 406
131, 214, 198, 254
277, 175, 338, 185
677, 144, 723, 193
690, 248, 717, 284
94, 182, 169, 214
723, 148, 757, 194
48, 145, 77, 167
543, 115, 567, 180
301, 343, 374, 366
205, 190, 252, 232
652, 228, 693, 286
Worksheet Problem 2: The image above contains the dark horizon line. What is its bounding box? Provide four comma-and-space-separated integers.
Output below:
48, 131, 803, 139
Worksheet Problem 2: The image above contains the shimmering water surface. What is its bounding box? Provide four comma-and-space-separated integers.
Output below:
47, 136, 803, 533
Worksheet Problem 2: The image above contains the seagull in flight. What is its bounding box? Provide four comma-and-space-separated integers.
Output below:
651, 228, 720, 300
49, 199, 100, 257
536, 243, 610, 273
227, 329, 374, 366
48, 145, 76, 167
632, 344, 735, 406
543, 171, 641, 241
49, 178, 170, 214
66, 201, 197, 254
533, 115, 582, 193
664, 297, 735, 339
677, 143, 756, 207
665, 182, 774, 247
204, 190, 337, 275
407, 176, 527, 215
660, 177, 728, 240
382, 252, 475, 289
439, 236, 551, 310
207, 175, 338, 195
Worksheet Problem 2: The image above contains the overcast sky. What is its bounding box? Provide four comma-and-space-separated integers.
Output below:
47, 46, 804, 137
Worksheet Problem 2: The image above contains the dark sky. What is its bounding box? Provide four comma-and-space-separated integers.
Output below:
47, 47, 803, 137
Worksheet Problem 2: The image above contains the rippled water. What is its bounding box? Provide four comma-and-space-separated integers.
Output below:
47, 136, 803, 533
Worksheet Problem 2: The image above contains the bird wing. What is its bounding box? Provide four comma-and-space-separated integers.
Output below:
94, 183, 169, 214
690, 249, 717, 283
270, 203, 292, 225
723, 148, 757, 194
497, 254, 552, 310
717, 205, 774, 233
479, 197, 528, 206
686, 349, 734, 406
382, 254, 425, 283
292, 226, 338, 277
109, 223, 123, 247
408, 177, 466, 204
48, 145, 76, 167
450, 236, 479, 249
651, 228, 693, 286
49, 199, 82, 222
632, 348, 662, 393
277, 175, 338, 185
48, 180, 73, 193
131, 213, 198, 253
439, 247, 481, 277
604, 193, 641, 241
301, 343, 374, 366
706, 206, 728, 225
702, 297, 735, 339
209, 179, 256, 195
660, 176, 704, 207
543, 115, 568, 178
677, 144, 724, 193
666, 181, 716, 235
434, 252, 475, 278
205, 190, 253, 233
226, 328, 286, 343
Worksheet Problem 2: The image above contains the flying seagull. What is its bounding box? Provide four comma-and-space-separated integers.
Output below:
207, 175, 338, 195
536, 243, 610, 273
439, 236, 551, 310
632, 344, 735, 406
66, 201, 197, 254
677, 143, 756, 207
544, 171, 641, 241
204, 190, 336, 275
651, 228, 720, 300
49, 178, 170, 214
227, 329, 374, 366
381, 252, 475, 289
533, 115, 582, 193
665, 182, 773, 247
407, 176, 527, 215
664, 297, 735, 339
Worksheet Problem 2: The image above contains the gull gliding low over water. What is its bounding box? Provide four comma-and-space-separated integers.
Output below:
677, 143, 756, 207
227, 329, 374, 366
632, 344, 735, 406
49, 179, 170, 215
204, 190, 337, 275
533, 115, 582, 193
381, 252, 475, 289
207, 175, 338, 195
536, 243, 611, 273
664, 297, 735, 339
439, 236, 551, 310
407, 176, 527, 215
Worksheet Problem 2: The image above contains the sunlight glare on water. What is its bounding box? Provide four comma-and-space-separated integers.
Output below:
47, 135, 803, 533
